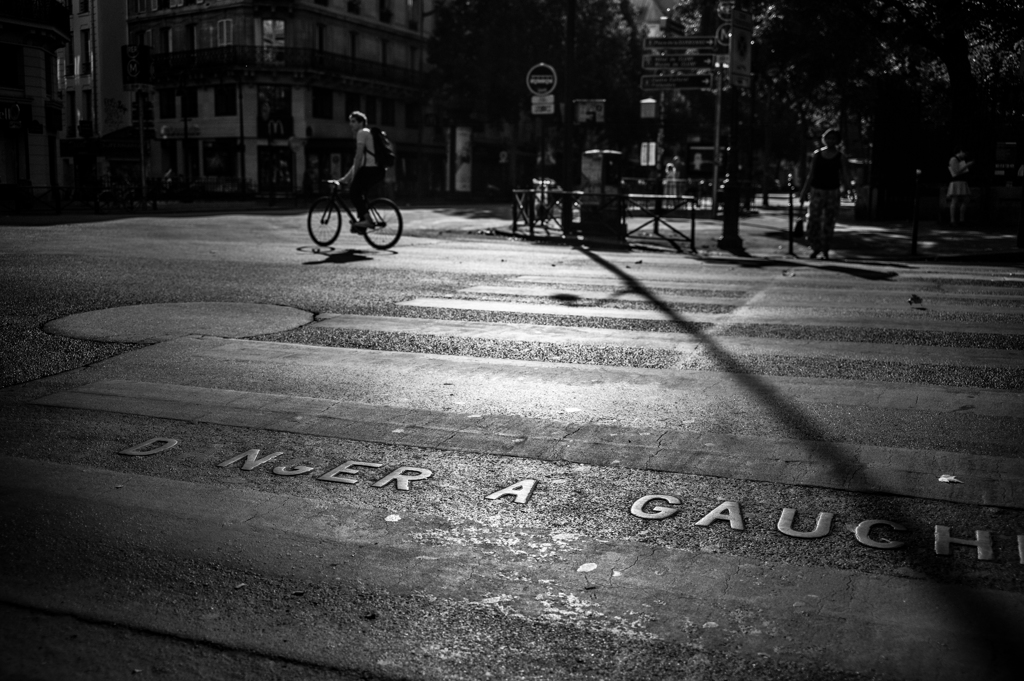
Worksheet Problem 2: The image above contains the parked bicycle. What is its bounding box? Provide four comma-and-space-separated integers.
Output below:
96, 183, 142, 213
307, 179, 403, 250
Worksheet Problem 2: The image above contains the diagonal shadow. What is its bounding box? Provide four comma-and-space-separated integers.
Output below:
572, 244, 1023, 670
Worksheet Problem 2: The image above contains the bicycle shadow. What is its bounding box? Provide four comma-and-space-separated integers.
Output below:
297, 246, 376, 265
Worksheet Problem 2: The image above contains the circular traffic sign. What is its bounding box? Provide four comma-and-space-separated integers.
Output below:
526, 63, 558, 96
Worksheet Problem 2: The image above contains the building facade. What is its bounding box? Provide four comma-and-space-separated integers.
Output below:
57, 0, 137, 190
124, 0, 439, 198
0, 0, 70, 205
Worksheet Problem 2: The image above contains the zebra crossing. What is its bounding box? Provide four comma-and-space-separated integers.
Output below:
8, 247, 1024, 680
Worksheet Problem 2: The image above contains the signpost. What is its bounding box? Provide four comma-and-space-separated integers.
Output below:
527, 63, 558, 185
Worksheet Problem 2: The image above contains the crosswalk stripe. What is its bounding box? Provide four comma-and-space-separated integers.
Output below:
397, 297, 1024, 334
311, 314, 1024, 369
461, 284, 1024, 314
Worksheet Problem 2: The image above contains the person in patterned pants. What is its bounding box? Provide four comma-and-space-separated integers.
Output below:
800, 128, 850, 259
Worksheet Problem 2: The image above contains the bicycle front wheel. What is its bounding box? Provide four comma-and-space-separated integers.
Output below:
307, 197, 342, 246
363, 198, 403, 250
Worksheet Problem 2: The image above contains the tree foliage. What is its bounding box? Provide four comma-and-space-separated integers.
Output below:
428, 0, 644, 145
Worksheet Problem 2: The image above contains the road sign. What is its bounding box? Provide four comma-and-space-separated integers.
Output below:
531, 103, 555, 115
121, 44, 151, 88
526, 63, 557, 96
531, 94, 555, 105
575, 99, 605, 123
644, 36, 715, 50
729, 8, 752, 87
641, 74, 713, 90
643, 54, 714, 70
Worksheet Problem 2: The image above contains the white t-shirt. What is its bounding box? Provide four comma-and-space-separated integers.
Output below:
356, 127, 377, 168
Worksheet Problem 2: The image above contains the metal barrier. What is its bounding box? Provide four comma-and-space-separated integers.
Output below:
512, 188, 698, 251
511, 188, 583, 237
623, 193, 698, 252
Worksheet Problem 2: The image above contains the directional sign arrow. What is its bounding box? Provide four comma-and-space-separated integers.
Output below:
643, 54, 714, 69
641, 74, 714, 91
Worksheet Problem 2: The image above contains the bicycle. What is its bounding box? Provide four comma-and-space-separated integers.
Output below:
307, 179, 403, 250
96, 183, 140, 213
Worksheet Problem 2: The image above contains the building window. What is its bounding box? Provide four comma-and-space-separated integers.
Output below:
67, 90, 77, 136
181, 88, 198, 118
80, 29, 91, 74
136, 0, 147, 12
81, 89, 92, 135
216, 20, 233, 47
349, 31, 358, 59
160, 27, 173, 53
144, 29, 152, 47
261, 20, 286, 61
381, 98, 395, 126
159, 88, 176, 118
257, 85, 292, 138
203, 139, 237, 177
381, 40, 388, 66
407, 0, 419, 30
0, 45, 23, 89
345, 92, 360, 117
317, 24, 326, 52
315, 0, 328, 5
364, 96, 376, 122
348, 0, 361, 14
214, 84, 236, 116
379, 0, 392, 23
79, 0, 90, 14
185, 24, 197, 51
312, 88, 333, 120
405, 101, 421, 129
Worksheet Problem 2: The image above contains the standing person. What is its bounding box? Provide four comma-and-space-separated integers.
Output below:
800, 128, 850, 260
339, 111, 384, 233
947, 148, 973, 226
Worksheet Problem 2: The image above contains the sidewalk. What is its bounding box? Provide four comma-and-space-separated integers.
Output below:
499, 202, 1024, 264
4, 197, 1021, 264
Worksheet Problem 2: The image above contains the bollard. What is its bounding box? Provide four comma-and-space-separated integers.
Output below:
787, 173, 795, 256
910, 168, 921, 256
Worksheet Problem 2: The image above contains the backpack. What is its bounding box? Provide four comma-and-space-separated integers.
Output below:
368, 127, 395, 168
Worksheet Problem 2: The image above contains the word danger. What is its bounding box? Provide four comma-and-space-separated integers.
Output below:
120, 438, 537, 503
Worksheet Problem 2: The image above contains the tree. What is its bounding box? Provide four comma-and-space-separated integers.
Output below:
428, 0, 644, 187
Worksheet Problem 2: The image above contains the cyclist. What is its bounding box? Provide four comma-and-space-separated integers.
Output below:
339, 110, 385, 233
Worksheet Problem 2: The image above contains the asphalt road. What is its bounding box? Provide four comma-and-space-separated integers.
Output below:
1, 206, 1023, 680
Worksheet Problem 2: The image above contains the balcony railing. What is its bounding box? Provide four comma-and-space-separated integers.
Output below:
151, 46, 422, 88
0, 0, 71, 40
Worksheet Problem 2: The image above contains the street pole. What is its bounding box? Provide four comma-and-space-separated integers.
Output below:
562, 0, 575, 226
719, 83, 743, 251
137, 88, 146, 204
711, 67, 723, 216
910, 168, 921, 255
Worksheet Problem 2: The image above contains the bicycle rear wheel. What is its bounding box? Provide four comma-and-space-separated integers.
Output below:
307, 197, 342, 246
362, 197, 403, 250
